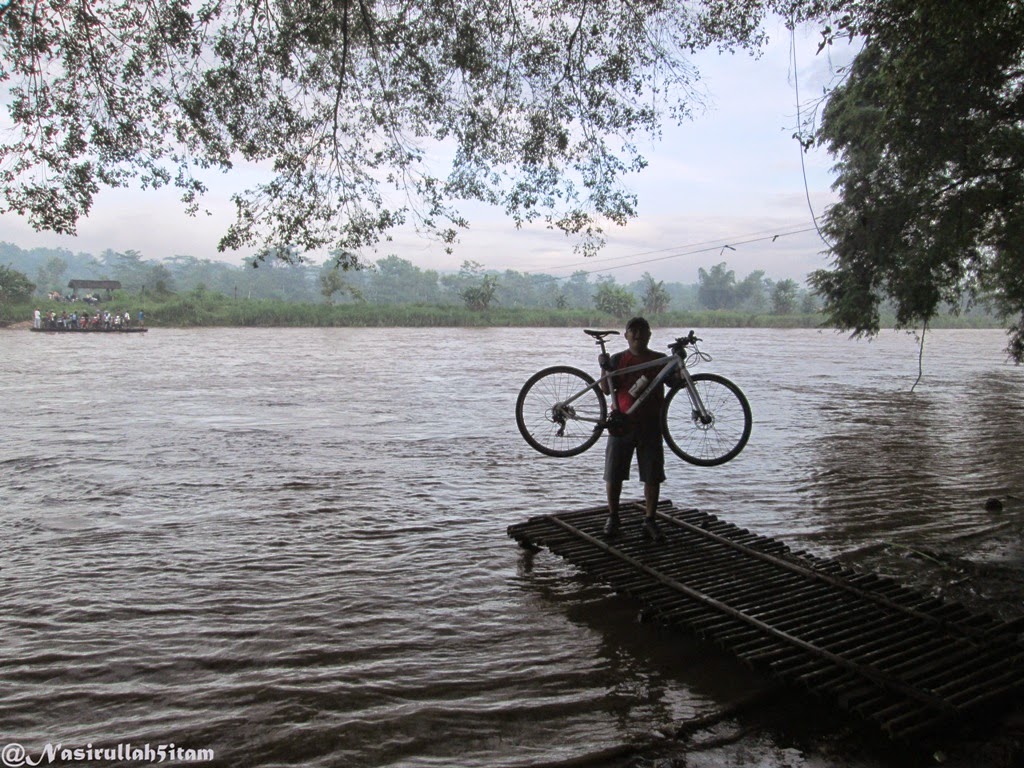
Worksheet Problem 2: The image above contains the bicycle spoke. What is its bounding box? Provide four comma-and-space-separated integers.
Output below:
516, 367, 607, 457
663, 373, 751, 466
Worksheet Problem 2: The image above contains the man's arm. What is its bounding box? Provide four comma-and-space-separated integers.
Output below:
599, 352, 616, 395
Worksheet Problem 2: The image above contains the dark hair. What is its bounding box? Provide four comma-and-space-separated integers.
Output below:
625, 316, 650, 333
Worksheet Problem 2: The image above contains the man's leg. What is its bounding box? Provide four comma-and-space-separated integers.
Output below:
603, 434, 631, 536
603, 480, 623, 536
644, 481, 660, 519
641, 482, 665, 541
607, 479, 623, 518
641, 482, 664, 541
638, 431, 666, 541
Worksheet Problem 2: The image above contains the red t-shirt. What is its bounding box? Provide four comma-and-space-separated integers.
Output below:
611, 349, 665, 426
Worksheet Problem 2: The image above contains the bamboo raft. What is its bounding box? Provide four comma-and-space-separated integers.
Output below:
508, 500, 1024, 741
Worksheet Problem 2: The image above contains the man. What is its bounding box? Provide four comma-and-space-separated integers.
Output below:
600, 316, 666, 541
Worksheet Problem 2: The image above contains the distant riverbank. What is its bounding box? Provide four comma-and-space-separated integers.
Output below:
0, 295, 1005, 330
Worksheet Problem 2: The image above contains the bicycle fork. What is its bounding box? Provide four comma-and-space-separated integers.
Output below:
677, 365, 714, 426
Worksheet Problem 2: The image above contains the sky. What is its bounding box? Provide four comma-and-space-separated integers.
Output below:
0, 18, 857, 286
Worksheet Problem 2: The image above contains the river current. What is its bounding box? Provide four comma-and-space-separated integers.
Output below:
2, 327, 1022, 767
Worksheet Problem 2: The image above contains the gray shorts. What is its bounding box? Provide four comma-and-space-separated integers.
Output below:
604, 428, 666, 484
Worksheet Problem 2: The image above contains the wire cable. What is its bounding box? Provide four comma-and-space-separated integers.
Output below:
517, 222, 817, 274
790, 24, 832, 249
524, 225, 819, 283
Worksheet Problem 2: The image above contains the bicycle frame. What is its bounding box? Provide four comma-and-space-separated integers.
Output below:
555, 346, 713, 428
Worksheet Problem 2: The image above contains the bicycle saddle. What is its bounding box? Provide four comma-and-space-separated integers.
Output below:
583, 329, 620, 338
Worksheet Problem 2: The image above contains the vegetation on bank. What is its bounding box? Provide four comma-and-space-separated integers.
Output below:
0, 248, 1006, 333
0, 288, 1003, 331
3, 241, 826, 316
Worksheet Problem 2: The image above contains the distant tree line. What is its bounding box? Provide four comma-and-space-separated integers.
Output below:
0, 241, 823, 317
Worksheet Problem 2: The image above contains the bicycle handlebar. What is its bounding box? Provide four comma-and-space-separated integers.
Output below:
669, 330, 700, 354
588, 327, 704, 360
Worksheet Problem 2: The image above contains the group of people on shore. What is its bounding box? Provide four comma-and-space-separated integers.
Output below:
33, 308, 144, 331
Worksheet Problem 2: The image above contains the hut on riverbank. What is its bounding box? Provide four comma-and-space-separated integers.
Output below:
67, 279, 121, 300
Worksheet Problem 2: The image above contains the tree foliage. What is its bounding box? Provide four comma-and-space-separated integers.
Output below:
0, 0, 786, 267
771, 278, 798, 314
371, 254, 441, 303
810, 0, 1024, 360
0, 264, 35, 302
735, 269, 768, 312
697, 262, 736, 310
461, 274, 498, 311
319, 268, 348, 305
35, 255, 68, 293
640, 272, 671, 314
593, 279, 635, 319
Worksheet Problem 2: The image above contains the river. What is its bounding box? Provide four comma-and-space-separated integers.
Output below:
1, 327, 1022, 767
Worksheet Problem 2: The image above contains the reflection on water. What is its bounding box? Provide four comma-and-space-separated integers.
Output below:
1, 327, 1021, 766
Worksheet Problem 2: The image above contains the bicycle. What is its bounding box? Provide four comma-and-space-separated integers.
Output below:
515, 329, 752, 466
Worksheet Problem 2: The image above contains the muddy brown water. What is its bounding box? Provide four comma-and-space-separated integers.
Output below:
2, 327, 1021, 766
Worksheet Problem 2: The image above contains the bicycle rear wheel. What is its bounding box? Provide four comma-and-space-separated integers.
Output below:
516, 366, 607, 457
662, 373, 751, 466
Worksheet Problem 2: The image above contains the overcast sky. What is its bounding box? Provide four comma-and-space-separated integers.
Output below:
0, 19, 857, 285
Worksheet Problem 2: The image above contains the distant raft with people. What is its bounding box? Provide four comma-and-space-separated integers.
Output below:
30, 326, 148, 333
30, 309, 147, 333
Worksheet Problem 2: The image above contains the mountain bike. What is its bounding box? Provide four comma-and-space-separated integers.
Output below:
515, 330, 752, 466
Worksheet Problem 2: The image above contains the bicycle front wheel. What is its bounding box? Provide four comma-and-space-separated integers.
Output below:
662, 373, 751, 466
516, 366, 607, 457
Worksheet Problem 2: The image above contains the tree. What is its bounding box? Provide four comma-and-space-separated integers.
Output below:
810, 0, 1024, 360
735, 270, 768, 313
0, 1, 791, 266
166, 255, 239, 296
594, 279, 634, 319
461, 275, 498, 311
143, 262, 177, 296
35, 255, 68, 293
241, 249, 319, 301
561, 271, 594, 310
103, 249, 150, 292
771, 278, 799, 315
495, 269, 559, 308
697, 262, 736, 310
640, 272, 670, 315
441, 260, 483, 303
800, 289, 819, 315
0, 264, 34, 302
319, 269, 346, 304
371, 255, 440, 304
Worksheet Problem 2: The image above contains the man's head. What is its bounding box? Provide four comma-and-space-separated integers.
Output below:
624, 316, 651, 353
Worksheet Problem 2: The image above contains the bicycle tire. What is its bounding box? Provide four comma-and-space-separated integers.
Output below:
516, 366, 607, 457
662, 373, 751, 466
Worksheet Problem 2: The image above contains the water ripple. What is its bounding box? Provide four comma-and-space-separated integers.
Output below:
1, 327, 1021, 765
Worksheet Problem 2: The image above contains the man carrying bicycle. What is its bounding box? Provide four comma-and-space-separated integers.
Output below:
599, 316, 667, 541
